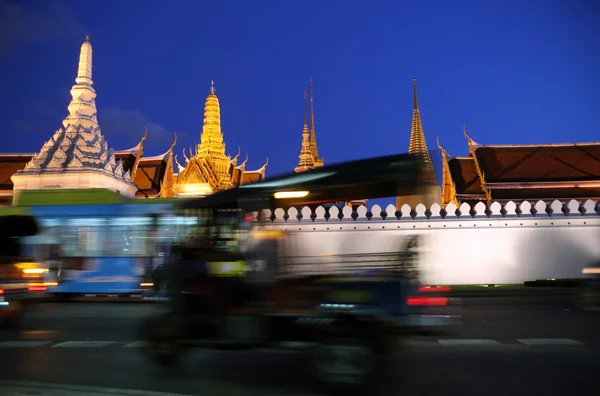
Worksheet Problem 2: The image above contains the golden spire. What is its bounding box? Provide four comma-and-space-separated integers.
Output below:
295, 90, 314, 173
408, 78, 431, 163
196, 80, 232, 190
308, 77, 323, 168
198, 80, 225, 154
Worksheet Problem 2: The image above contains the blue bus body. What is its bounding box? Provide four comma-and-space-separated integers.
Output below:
24, 202, 176, 295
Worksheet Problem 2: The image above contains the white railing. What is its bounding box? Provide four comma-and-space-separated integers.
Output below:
259, 199, 600, 223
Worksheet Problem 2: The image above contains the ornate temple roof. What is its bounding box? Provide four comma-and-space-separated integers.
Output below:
473, 143, 600, 183
443, 137, 600, 205
447, 157, 484, 197
133, 156, 168, 198
0, 155, 32, 194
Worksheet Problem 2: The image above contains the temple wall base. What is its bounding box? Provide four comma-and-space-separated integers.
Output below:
259, 199, 600, 285
11, 171, 137, 204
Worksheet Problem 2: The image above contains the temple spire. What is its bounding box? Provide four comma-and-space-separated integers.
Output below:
197, 80, 231, 190
407, 78, 431, 163
295, 90, 314, 173
308, 77, 323, 168
11, 36, 137, 200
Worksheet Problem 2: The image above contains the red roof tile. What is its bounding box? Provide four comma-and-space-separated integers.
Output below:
474, 144, 600, 183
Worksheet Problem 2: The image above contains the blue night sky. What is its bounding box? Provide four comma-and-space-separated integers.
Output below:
1, 0, 599, 179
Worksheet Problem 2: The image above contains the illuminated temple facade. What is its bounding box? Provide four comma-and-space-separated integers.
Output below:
169, 81, 268, 198
0, 38, 267, 205
1, 37, 597, 207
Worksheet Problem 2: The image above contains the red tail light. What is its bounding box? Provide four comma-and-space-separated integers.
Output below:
0, 289, 3, 295
407, 296, 448, 306
419, 286, 451, 293
28, 286, 47, 292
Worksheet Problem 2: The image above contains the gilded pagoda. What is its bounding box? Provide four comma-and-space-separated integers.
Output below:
167, 81, 268, 197
395, 78, 441, 209
0, 38, 267, 205
295, 78, 324, 173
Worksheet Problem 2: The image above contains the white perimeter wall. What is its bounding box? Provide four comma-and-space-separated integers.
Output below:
258, 199, 600, 285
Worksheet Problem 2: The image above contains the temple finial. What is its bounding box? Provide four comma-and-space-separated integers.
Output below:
76, 35, 93, 84
308, 77, 320, 163
85, 35, 90, 42
210, 80, 215, 95
463, 123, 468, 138
413, 78, 419, 110
303, 90, 308, 126
171, 132, 178, 149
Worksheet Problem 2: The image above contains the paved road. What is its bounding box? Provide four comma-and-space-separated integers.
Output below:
0, 296, 599, 396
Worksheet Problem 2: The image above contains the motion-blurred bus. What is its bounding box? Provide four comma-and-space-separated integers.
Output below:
12, 189, 189, 298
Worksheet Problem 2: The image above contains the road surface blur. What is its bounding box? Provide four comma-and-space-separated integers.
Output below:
1, 295, 598, 396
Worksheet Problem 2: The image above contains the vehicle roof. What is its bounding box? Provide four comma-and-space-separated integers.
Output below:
178, 153, 434, 211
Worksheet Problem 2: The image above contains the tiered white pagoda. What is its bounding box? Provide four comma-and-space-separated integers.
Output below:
11, 36, 137, 202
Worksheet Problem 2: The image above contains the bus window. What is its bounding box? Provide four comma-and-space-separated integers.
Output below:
105, 216, 152, 256
61, 218, 106, 258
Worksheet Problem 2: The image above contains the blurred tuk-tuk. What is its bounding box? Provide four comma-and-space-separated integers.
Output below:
141, 153, 456, 390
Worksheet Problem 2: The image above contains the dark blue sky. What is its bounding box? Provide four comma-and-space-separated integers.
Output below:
1, 0, 598, 178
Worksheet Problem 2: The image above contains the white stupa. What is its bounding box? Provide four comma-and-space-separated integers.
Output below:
11, 36, 137, 200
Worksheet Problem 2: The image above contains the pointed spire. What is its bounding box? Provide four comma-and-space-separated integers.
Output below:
12, 36, 136, 198
76, 35, 93, 85
304, 89, 308, 128
413, 77, 419, 110
407, 78, 431, 163
199, 80, 224, 149
307, 77, 324, 168
197, 80, 231, 190
295, 90, 314, 173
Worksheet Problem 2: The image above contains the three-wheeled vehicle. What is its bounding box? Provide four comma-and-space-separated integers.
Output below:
141, 153, 458, 391
0, 210, 43, 327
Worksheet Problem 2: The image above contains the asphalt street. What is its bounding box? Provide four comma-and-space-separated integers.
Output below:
0, 295, 599, 396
